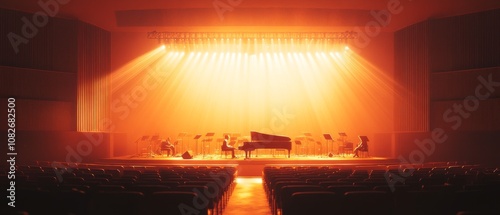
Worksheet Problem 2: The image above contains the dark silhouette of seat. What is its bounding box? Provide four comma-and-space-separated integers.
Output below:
279, 185, 325, 215
394, 190, 453, 215
147, 191, 208, 215
344, 191, 393, 215
286, 191, 342, 215
88, 191, 145, 215
128, 185, 171, 196
326, 185, 371, 194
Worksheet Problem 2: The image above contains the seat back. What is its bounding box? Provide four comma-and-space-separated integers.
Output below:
89, 191, 145, 215
148, 191, 208, 215
344, 191, 393, 215
280, 185, 325, 215
287, 191, 342, 215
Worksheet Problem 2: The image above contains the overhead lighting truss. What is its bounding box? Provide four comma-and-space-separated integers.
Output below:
147, 31, 358, 44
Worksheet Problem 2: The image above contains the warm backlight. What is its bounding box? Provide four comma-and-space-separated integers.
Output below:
109, 44, 395, 142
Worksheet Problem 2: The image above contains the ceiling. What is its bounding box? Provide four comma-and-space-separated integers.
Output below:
1, 0, 499, 32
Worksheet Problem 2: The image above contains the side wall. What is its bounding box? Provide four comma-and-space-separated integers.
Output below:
393, 9, 500, 165
0, 9, 123, 164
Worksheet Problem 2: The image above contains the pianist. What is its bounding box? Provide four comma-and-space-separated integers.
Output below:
222, 135, 237, 159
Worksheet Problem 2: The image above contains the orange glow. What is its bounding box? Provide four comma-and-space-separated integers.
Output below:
236, 177, 262, 184
109, 44, 397, 145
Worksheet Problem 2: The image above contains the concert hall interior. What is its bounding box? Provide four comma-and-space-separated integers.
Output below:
1, 1, 500, 215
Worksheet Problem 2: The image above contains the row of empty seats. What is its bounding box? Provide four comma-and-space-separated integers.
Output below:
263, 164, 500, 215
1, 162, 237, 215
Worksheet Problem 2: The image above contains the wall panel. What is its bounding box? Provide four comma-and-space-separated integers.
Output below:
394, 21, 429, 132
430, 67, 500, 101
77, 23, 111, 132
0, 8, 78, 72
429, 9, 500, 72
0, 66, 76, 101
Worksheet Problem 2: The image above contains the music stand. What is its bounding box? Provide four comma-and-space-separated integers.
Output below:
177, 132, 188, 155
203, 132, 215, 158
359, 135, 369, 141
338, 132, 349, 157
323, 134, 333, 157
135, 135, 149, 157
338, 132, 347, 144
193, 134, 202, 156
149, 134, 160, 157
303, 133, 313, 156
294, 140, 303, 157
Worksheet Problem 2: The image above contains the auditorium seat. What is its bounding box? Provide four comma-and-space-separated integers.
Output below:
286, 191, 341, 215
318, 180, 352, 188
147, 191, 208, 215
278, 185, 325, 215
92, 184, 125, 192
453, 190, 500, 214
344, 191, 393, 215
127, 184, 171, 196
54, 189, 88, 215
394, 190, 453, 215
326, 185, 371, 194
88, 191, 145, 215
173, 184, 220, 214
269, 181, 307, 213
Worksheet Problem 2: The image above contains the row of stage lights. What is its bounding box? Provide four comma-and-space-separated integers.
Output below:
147, 31, 358, 41
149, 31, 357, 53
159, 45, 351, 59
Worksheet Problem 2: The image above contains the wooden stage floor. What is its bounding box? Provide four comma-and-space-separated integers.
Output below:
98, 153, 399, 176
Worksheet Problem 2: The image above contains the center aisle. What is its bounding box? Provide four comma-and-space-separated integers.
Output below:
224, 177, 272, 215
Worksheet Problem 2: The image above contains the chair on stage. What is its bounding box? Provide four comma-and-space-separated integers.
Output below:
353, 136, 369, 158
160, 140, 176, 157
221, 145, 234, 158
358, 146, 369, 158
294, 140, 304, 157
217, 133, 236, 158
342, 142, 354, 157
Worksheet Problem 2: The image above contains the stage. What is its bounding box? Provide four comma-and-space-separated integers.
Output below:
98, 154, 399, 176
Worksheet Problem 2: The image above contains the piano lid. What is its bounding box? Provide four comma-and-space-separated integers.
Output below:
250, 131, 291, 142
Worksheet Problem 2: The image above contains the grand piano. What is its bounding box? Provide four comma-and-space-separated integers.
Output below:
238, 131, 292, 158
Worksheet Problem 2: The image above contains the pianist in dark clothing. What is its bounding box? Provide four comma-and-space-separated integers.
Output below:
353, 135, 369, 157
222, 135, 237, 158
